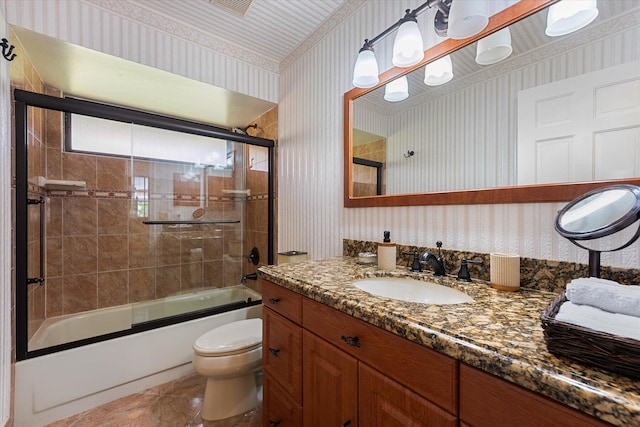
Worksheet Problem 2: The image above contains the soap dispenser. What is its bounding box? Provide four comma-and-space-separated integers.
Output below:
378, 231, 396, 271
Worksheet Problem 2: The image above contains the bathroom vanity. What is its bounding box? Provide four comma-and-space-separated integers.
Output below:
259, 257, 640, 426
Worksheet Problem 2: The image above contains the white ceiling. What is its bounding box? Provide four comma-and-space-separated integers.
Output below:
13, 0, 351, 129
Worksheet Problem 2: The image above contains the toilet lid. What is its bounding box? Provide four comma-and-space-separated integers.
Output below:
194, 318, 262, 356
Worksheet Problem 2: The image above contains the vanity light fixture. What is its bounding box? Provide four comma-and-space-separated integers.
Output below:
352, 43, 379, 88
447, 0, 489, 40
384, 76, 409, 102
353, 0, 452, 89
392, 10, 425, 67
546, 0, 599, 37
475, 27, 512, 65
424, 54, 453, 86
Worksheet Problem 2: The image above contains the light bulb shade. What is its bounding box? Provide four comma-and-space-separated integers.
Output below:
353, 48, 379, 88
546, 0, 599, 37
424, 55, 453, 86
384, 76, 409, 102
475, 28, 513, 65
448, 0, 489, 40
392, 19, 424, 67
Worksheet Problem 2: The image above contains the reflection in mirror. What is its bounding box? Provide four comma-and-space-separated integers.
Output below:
348, 0, 640, 203
352, 129, 386, 196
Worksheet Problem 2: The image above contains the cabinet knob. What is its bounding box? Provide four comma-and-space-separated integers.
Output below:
268, 297, 280, 305
340, 335, 361, 348
269, 347, 280, 357
343, 421, 352, 427
268, 420, 281, 427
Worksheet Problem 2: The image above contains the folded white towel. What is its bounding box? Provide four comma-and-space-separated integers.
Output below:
565, 278, 640, 317
556, 301, 640, 341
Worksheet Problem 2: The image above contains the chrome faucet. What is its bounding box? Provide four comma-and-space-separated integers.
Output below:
420, 241, 446, 276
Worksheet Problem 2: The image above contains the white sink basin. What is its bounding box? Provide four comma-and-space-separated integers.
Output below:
353, 277, 473, 305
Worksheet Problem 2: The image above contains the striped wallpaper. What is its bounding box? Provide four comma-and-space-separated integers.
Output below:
279, 2, 640, 269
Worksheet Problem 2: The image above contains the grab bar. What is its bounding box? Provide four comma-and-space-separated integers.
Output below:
27, 197, 45, 286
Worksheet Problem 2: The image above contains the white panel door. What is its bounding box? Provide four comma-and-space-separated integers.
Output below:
517, 60, 640, 185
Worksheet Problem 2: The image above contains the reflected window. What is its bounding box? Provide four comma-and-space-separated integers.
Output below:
134, 176, 149, 217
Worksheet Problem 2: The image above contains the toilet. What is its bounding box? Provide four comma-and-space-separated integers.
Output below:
192, 318, 263, 421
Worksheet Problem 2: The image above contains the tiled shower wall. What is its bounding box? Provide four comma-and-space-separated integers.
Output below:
243, 106, 278, 294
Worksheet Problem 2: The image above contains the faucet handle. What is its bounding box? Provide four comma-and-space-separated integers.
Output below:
401, 250, 422, 272
457, 258, 483, 282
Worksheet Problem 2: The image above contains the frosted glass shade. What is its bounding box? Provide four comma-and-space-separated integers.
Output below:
424, 55, 453, 86
476, 28, 513, 65
546, 0, 599, 37
353, 48, 379, 88
384, 76, 409, 102
392, 20, 424, 67
448, 0, 489, 40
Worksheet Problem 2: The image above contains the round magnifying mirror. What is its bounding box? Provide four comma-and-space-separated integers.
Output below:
555, 184, 640, 277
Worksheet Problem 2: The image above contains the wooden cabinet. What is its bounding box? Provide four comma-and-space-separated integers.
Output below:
263, 279, 611, 427
263, 282, 303, 427
263, 279, 458, 427
303, 330, 358, 427
459, 364, 612, 427
359, 364, 458, 427
303, 297, 458, 415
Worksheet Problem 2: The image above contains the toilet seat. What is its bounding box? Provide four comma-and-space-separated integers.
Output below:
194, 318, 262, 356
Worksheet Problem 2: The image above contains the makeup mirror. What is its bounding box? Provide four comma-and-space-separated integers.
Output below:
555, 184, 640, 276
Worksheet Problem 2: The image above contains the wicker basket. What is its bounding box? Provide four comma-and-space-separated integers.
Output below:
540, 292, 640, 380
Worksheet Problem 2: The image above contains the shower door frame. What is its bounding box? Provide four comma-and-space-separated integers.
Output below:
14, 89, 275, 360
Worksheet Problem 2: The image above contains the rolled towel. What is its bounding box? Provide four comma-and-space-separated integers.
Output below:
565, 278, 640, 317
556, 301, 640, 341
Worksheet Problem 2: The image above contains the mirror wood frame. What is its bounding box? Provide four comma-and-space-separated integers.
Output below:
344, 0, 640, 208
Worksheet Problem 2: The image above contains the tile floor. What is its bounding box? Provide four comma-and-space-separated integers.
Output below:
45, 374, 262, 427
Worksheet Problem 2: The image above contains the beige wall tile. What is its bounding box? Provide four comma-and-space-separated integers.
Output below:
97, 156, 129, 191
129, 268, 155, 302
62, 153, 97, 189
45, 277, 63, 317
98, 198, 129, 235
155, 265, 180, 298
155, 233, 181, 266
98, 235, 129, 272
180, 263, 203, 292
63, 236, 97, 275
62, 273, 98, 314
45, 237, 63, 277
98, 271, 129, 308
63, 197, 97, 236
129, 234, 155, 268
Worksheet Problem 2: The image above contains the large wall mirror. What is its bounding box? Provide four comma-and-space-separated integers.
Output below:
344, 0, 640, 207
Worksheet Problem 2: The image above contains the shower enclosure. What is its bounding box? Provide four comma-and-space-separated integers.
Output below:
14, 89, 275, 360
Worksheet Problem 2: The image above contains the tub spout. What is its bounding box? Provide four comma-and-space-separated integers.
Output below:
242, 273, 258, 283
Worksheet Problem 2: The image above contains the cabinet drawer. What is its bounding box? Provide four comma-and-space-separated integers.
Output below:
460, 364, 613, 427
303, 298, 458, 414
263, 308, 303, 403
264, 373, 303, 427
360, 364, 458, 427
262, 280, 302, 324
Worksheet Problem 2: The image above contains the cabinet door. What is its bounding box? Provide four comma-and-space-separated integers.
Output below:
264, 308, 303, 403
460, 364, 613, 427
263, 373, 303, 427
359, 364, 458, 427
303, 330, 358, 427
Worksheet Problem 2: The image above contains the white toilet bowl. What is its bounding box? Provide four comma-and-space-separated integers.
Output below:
192, 318, 262, 421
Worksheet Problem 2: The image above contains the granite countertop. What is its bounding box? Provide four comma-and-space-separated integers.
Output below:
258, 257, 640, 426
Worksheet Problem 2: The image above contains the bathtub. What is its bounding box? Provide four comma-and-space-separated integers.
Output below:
15, 285, 262, 427
29, 285, 260, 351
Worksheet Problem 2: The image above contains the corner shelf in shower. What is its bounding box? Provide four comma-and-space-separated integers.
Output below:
31, 176, 87, 191
142, 220, 240, 225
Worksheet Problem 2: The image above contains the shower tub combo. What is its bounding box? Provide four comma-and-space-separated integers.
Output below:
15, 285, 262, 427
14, 89, 275, 427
